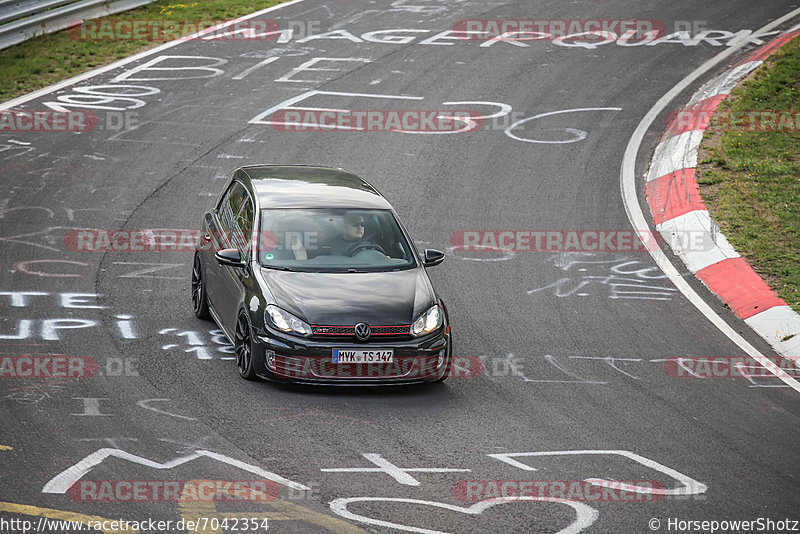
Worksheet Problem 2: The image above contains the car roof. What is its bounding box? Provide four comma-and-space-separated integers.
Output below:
240, 165, 392, 209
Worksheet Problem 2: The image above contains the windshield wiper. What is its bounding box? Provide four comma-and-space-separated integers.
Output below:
262, 265, 299, 272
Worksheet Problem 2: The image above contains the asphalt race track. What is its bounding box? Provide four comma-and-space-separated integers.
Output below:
1, 1, 799, 533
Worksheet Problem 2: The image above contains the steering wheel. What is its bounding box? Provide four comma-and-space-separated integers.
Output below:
344, 241, 387, 257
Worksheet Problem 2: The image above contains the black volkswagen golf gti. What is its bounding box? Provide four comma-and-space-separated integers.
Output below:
192, 165, 452, 384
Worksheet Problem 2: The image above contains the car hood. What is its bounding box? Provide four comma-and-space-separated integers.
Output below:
260, 267, 436, 325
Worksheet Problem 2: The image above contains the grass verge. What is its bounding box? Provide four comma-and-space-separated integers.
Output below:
697, 36, 800, 314
0, 0, 290, 102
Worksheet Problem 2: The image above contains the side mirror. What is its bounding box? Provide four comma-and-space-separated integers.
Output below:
422, 248, 445, 267
215, 248, 245, 268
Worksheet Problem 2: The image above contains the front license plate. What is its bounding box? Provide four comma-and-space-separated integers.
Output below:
332, 349, 394, 363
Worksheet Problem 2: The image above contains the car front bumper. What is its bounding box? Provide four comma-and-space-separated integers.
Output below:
252, 326, 450, 385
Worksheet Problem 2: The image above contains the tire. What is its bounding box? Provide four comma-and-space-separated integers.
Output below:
191, 253, 211, 319
234, 312, 258, 380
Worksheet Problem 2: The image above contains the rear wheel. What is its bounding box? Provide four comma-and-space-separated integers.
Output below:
191, 253, 211, 319
234, 312, 258, 380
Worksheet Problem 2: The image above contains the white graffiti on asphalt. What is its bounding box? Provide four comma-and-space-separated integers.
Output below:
527, 253, 678, 300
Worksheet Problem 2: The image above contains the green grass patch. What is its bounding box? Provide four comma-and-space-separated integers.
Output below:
0, 0, 290, 102
697, 36, 800, 313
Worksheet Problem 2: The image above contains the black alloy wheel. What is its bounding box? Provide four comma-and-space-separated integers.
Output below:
192, 253, 210, 319
235, 312, 257, 380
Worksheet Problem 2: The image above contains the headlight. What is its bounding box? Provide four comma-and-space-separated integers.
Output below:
410, 304, 443, 337
266, 305, 312, 337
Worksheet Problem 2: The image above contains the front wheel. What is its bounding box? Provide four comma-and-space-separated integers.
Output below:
191, 253, 211, 319
234, 312, 258, 380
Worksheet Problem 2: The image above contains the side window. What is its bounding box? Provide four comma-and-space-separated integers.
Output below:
229, 185, 246, 218
232, 197, 254, 255
217, 181, 246, 233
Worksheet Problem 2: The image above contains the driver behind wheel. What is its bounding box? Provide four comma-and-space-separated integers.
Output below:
325, 212, 387, 257
326, 212, 365, 256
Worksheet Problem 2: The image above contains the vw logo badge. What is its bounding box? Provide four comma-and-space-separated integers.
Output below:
354, 322, 371, 341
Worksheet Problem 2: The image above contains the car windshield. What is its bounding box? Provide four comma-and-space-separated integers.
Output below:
258, 208, 417, 272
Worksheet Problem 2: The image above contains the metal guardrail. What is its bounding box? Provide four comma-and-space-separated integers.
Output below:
0, 0, 155, 50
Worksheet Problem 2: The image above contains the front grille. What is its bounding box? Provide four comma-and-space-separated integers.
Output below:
311, 324, 411, 340
312, 326, 353, 335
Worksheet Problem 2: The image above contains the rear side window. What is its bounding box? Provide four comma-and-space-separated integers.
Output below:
218, 182, 247, 233
231, 197, 254, 254
217, 180, 255, 258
